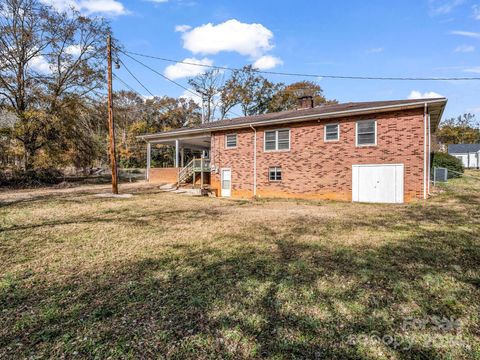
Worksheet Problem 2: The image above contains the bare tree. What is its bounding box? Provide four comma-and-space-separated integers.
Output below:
188, 69, 223, 123
0, 0, 110, 169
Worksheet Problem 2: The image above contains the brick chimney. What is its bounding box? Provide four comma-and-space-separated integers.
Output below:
297, 95, 314, 109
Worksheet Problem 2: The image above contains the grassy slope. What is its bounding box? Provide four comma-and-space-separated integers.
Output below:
0, 173, 479, 359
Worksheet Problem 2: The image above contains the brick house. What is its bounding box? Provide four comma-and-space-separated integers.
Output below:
139, 97, 447, 203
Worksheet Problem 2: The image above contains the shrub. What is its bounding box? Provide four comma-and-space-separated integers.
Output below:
0, 168, 64, 188
119, 157, 142, 169
431, 152, 464, 178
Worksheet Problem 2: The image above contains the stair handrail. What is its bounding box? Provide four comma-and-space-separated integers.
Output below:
178, 158, 195, 183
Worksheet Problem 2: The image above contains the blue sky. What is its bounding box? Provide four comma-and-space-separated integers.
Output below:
47, 0, 480, 119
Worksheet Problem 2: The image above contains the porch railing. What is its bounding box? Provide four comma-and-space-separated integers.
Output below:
192, 158, 211, 171
178, 158, 210, 184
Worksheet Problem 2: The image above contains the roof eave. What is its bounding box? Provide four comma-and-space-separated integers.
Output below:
138, 98, 447, 141
430, 98, 447, 132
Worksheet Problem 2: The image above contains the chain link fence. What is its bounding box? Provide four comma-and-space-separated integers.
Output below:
432, 166, 480, 187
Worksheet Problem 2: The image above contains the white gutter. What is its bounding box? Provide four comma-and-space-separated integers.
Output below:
250, 124, 257, 197
138, 99, 447, 141
427, 113, 431, 195
423, 103, 428, 200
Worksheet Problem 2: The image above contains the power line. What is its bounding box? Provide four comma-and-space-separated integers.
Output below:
121, 49, 480, 82
112, 73, 222, 133
118, 49, 242, 118
119, 50, 199, 97
118, 58, 155, 97
112, 73, 141, 95
112, 73, 179, 115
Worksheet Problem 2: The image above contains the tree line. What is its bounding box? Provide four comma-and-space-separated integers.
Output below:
0, 0, 336, 172
188, 67, 336, 121
435, 113, 480, 146
1, 0, 478, 176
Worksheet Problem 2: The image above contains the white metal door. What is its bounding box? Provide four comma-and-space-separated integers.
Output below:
468, 153, 478, 168
352, 164, 404, 203
221, 168, 231, 197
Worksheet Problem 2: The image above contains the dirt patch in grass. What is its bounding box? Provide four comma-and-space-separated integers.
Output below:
1, 173, 479, 358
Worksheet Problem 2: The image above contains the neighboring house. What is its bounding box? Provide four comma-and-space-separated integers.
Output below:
448, 144, 480, 169
139, 97, 447, 204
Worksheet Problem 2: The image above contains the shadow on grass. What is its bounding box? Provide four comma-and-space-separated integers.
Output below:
0, 206, 222, 234
1, 185, 479, 358
1, 203, 479, 359
0, 183, 166, 209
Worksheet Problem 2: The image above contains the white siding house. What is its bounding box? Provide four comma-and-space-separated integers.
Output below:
448, 144, 480, 168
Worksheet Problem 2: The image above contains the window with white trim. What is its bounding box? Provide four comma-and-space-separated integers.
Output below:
356, 120, 377, 146
225, 134, 237, 148
264, 129, 290, 151
324, 124, 339, 141
268, 167, 282, 181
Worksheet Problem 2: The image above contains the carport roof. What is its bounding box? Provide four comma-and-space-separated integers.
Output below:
139, 97, 447, 141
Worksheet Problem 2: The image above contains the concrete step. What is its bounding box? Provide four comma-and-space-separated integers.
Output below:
159, 183, 177, 191
176, 188, 202, 196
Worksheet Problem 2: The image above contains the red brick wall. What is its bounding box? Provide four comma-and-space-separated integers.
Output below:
210, 108, 427, 202
149, 168, 179, 184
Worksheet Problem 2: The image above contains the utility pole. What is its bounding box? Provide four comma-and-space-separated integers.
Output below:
107, 34, 119, 194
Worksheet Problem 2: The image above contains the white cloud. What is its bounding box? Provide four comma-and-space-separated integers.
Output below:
252, 55, 283, 70
179, 89, 202, 105
181, 19, 274, 58
463, 66, 480, 73
408, 90, 444, 99
164, 57, 213, 79
147, 0, 168, 3
473, 4, 480, 20
454, 44, 475, 52
428, 0, 464, 15
28, 55, 52, 74
366, 47, 384, 54
65, 44, 82, 56
79, 0, 128, 15
40, 0, 128, 16
450, 30, 480, 39
40, 0, 78, 12
175, 24, 192, 32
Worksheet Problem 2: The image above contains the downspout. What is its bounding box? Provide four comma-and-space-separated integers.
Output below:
250, 124, 257, 197
423, 103, 428, 200
427, 113, 431, 195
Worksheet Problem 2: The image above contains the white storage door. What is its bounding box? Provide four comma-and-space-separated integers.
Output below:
352, 164, 404, 204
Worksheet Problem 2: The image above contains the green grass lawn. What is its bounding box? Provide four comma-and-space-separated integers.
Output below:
1, 174, 479, 359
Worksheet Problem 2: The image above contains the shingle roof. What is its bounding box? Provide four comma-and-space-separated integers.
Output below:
140, 97, 447, 140
448, 144, 480, 154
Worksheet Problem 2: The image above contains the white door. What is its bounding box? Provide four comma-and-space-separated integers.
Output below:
352, 164, 404, 204
221, 168, 231, 197
468, 153, 478, 168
